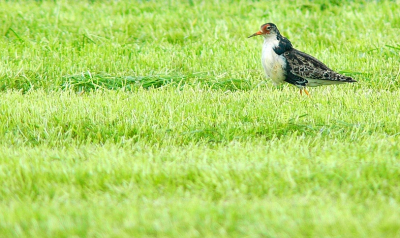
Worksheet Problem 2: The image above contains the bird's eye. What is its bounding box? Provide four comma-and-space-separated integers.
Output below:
266, 26, 271, 30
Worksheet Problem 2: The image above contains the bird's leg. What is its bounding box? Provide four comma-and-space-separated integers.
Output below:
304, 88, 310, 97
299, 88, 310, 97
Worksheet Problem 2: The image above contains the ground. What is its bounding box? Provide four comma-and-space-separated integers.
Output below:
0, 0, 400, 237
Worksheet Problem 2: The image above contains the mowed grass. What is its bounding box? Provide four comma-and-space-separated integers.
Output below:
1, 0, 400, 237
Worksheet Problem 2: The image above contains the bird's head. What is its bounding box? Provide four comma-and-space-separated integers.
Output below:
248, 23, 280, 38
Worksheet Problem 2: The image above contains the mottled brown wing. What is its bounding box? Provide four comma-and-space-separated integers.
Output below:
284, 49, 355, 82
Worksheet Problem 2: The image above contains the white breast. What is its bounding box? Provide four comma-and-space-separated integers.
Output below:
261, 38, 287, 85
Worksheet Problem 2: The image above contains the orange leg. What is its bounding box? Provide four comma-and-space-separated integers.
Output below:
304, 88, 310, 97
299, 88, 310, 97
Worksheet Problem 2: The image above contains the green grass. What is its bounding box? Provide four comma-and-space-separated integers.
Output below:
1, 0, 400, 237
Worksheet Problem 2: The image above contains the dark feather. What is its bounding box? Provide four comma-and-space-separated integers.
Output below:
273, 37, 293, 55
283, 49, 356, 83
284, 71, 308, 87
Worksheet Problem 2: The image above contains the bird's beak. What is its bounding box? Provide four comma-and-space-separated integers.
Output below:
248, 31, 262, 38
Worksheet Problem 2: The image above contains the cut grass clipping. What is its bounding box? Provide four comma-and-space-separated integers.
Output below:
60, 71, 253, 92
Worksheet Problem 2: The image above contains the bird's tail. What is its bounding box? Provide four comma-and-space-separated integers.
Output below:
336, 73, 357, 83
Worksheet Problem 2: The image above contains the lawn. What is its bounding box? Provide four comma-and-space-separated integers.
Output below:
1, 0, 400, 237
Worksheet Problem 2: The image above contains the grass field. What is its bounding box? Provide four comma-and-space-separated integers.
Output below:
1, 0, 400, 237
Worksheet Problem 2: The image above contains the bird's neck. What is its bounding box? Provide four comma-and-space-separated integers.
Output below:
263, 33, 292, 55
263, 34, 279, 47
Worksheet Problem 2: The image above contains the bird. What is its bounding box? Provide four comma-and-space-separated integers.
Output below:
248, 23, 356, 96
